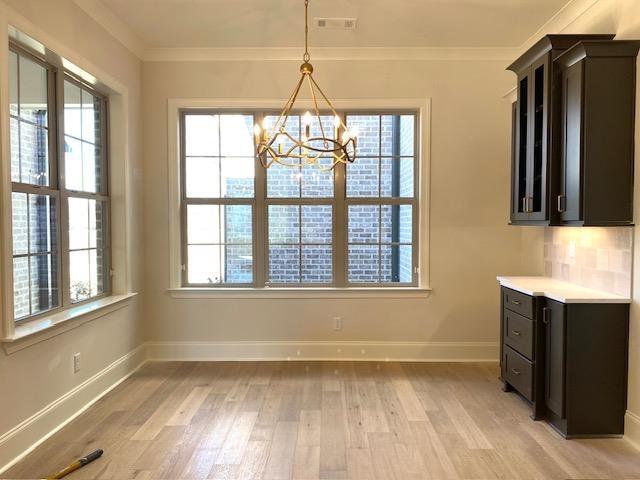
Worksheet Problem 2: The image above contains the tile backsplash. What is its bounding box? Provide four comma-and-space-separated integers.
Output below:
544, 227, 633, 297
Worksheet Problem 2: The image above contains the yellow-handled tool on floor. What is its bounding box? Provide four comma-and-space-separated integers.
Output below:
46, 449, 103, 479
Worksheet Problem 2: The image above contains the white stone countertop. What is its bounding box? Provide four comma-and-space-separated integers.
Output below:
497, 276, 631, 304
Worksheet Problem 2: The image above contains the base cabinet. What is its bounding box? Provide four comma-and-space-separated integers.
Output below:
500, 287, 629, 437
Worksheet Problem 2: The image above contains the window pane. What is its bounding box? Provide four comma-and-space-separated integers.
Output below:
381, 245, 412, 283
69, 197, 90, 250
9, 50, 18, 116
185, 114, 219, 156
348, 205, 379, 244
64, 109, 103, 193
381, 115, 415, 156
302, 206, 332, 243
187, 204, 219, 244
70, 250, 91, 302
267, 160, 300, 198
226, 245, 253, 283
348, 245, 378, 283
13, 257, 29, 319
381, 205, 412, 244
11, 192, 28, 255
64, 136, 83, 191
19, 55, 48, 126
30, 254, 58, 314
220, 114, 254, 156
346, 158, 379, 197
89, 200, 106, 249
269, 205, 299, 243
29, 194, 57, 253
221, 157, 254, 198
188, 245, 222, 284
10, 117, 20, 182
81, 142, 100, 193
223, 205, 252, 244
81, 89, 99, 144
302, 160, 333, 198
347, 115, 379, 157
269, 245, 300, 283
185, 157, 220, 198
302, 245, 332, 283
20, 121, 49, 186
381, 158, 414, 198
64, 80, 82, 139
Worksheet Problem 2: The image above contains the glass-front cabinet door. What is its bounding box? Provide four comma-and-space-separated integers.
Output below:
511, 71, 531, 222
510, 56, 550, 224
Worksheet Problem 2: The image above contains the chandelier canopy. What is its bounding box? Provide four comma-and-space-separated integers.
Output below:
254, 0, 358, 170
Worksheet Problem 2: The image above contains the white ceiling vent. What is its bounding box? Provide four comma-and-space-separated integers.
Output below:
315, 17, 358, 29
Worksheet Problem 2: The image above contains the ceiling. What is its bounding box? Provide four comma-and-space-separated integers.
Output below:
96, 0, 572, 49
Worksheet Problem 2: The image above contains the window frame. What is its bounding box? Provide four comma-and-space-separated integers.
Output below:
179, 108, 419, 289
9, 42, 112, 324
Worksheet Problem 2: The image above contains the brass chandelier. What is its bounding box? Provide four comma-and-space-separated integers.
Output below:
254, 0, 357, 170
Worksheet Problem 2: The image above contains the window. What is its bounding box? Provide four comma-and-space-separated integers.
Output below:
180, 110, 418, 288
9, 45, 110, 321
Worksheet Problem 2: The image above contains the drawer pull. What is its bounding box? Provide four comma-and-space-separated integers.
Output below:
511, 330, 521, 336
543, 307, 550, 324
511, 300, 521, 305
511, 368, 521, 376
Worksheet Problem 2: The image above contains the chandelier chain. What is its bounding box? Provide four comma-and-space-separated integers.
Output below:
303, 0, 310, 62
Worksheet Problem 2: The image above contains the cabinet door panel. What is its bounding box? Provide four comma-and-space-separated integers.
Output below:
544, 299, 566, 417
560, 62, 584, 223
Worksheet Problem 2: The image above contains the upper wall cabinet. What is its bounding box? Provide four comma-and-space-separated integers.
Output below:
507, 34, 615, 225
555, 41, 640, 226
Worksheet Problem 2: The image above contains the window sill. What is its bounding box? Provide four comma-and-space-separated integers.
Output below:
1, 293, 138, 354
167, 287, 432, 299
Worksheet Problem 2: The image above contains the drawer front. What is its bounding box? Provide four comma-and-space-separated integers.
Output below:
503, 346, 534, 401
503, 309, 534, 360
502, 287, 534, 318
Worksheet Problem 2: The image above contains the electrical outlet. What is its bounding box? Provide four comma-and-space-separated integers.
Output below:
333, 316, 342, 331
73, 353, 81, 373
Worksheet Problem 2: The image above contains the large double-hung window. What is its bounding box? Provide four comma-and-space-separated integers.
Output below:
9, 44, 110, 321
181, 110, 418, 288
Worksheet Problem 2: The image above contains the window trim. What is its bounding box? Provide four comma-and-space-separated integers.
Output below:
8, 41, 112, 324
171, 98, 431, 292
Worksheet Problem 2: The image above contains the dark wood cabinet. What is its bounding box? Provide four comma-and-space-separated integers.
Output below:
508, 34, 615, 225
555, 40, 640, 226
500, 286, 629, 437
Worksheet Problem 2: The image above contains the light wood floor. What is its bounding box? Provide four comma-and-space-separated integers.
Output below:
5, 361, 640, 480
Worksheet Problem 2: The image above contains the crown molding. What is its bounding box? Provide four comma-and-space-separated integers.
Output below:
71, 0, 146, 59
71, 0, 609, 63
518, 0, 605, 55
142, 46, 520, 62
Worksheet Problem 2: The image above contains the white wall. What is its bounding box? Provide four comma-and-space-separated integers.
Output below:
141, 57, 530, 359
0, 0, 144, 469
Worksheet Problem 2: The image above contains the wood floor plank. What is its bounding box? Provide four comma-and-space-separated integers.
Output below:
262, 421, 298, 480
6, 361, 640, 480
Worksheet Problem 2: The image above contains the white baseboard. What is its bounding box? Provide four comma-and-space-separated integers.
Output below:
146, 340, 499, 362
0, 344, 148, 475
625, 410, 640, 450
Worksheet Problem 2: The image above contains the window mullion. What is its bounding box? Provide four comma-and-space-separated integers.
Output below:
254, 112, 267, 288
55, 68, 71, 308
334, 114, 347, 287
